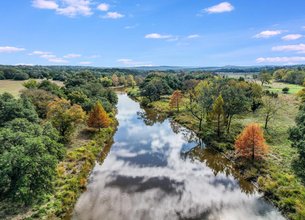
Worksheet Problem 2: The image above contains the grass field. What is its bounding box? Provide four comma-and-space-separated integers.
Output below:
265, 82, 304, 94
0, 80, 64, 97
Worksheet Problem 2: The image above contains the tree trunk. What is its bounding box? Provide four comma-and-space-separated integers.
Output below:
217, 114, 220, 137
227, 115, 233, 133
265, 114, 269, 129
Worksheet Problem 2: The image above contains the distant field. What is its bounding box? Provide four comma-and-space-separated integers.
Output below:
266, 82, 304, 94
0, 80, 64, 97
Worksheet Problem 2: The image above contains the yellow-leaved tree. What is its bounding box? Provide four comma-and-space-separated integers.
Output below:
87, 101, 111, 130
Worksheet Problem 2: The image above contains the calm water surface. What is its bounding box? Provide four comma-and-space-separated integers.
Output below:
72, 93, 285, 220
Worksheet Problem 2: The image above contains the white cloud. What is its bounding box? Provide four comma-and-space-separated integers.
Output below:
187, 34, 200, 39
29, 50, 51, 56
32, 0, 58, 9
272, 43, 305, 53
32, 0, 92, 17
48, 57, 68, 63
103, 12, 124, 19
281, 34, 302, 41
117, 58, 152, 67
97, 3, 109, 11
145, 33, 173, 39
254, 30, 282, 38
29, 50, 68, 63
0, 46, 25, 53
204, 2, 234, 14
64, 53, 82, 58
79, 61, 92, 65
256, 56, 305, 63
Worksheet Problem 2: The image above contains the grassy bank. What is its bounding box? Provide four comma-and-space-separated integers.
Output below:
138, 91, 305, 219
0, 124, 116, 220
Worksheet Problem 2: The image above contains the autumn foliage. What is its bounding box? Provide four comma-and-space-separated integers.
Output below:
235, 123, 268, 160
87, 101, 111, 129
170, 90, 183, 112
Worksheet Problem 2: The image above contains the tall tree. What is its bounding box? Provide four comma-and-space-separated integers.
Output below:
47, 98, 86, 142
111, 74, 119, 87
169, 90, 183, 112
211, 95, 225, 137
235, 123, 268, 160
289, 104, 305, 162
126, 75, 136, 87
262, 96, 280, 130
258, 71, 272, 86
87, 101, 111, 129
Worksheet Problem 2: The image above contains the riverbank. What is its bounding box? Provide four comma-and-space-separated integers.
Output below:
126, 88, 305, 220
0, 123, 117, 220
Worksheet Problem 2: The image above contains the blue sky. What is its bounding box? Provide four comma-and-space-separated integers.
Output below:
1, 0, 305, 67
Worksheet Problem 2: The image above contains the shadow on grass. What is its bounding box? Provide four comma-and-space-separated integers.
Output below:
291, 158, 305, 184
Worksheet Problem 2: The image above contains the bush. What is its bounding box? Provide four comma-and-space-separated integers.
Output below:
282, 87, 290, 94
13, 72, 29, 80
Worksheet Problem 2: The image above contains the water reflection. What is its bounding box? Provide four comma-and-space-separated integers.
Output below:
72, 94, 284, 220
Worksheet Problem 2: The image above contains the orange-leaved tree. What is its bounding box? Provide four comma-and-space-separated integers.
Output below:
235, 123, 268, 160
87, 101, 111, 129
170, 90, 183, 112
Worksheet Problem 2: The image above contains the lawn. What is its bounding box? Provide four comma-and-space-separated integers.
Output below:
0, 80, 64, 97
265, 82, 304, 94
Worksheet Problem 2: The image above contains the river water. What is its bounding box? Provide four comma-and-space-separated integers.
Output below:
72, 93, 285, 220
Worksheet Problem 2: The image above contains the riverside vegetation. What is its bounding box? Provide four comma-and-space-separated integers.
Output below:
1, 65, 305, 219
0, 71, 118, 219
126, 68, 305, 219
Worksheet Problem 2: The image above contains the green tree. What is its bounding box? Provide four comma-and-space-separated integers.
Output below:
0, 93, 39, 125
23, 79, 38, 89
47, 98, 86, 142
126, 75, 136, 87
211, 95, 225, 137
21, 89, 58, 118
289, 104, 305, 162
262, 96, 280, 130
258, 71, 272, 86
0, 119, 63, 204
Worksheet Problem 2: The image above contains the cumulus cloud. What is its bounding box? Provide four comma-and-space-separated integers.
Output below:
145, 33, 173, 39
272, 43, 305, 53
29, 50, 68, 63
103, 12, 124, 19
117, 58, 152, 67
256, 56, 305, 63
187, 34, 200, 39
97, 3, 109, 11
32, 0, 92, 17
254, 30, 282, 38
204, 2, 234, 14
32, 0, 58, 9
47, 57, 68, 63
64, 53, 82, 58
281, 34, 302, 41
0, 46, 25, 53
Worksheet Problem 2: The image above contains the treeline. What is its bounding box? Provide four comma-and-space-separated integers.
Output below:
0, 65, 141, 81
0, 71, 117, 206
255, 67, 305, 85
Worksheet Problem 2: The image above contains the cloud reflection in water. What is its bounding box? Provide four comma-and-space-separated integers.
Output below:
73, 94, 284, 220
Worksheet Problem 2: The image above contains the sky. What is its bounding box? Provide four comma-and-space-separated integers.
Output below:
1, 0, 305, 67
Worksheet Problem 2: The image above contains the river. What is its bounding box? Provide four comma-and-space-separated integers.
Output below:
72, 93, 285, 220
